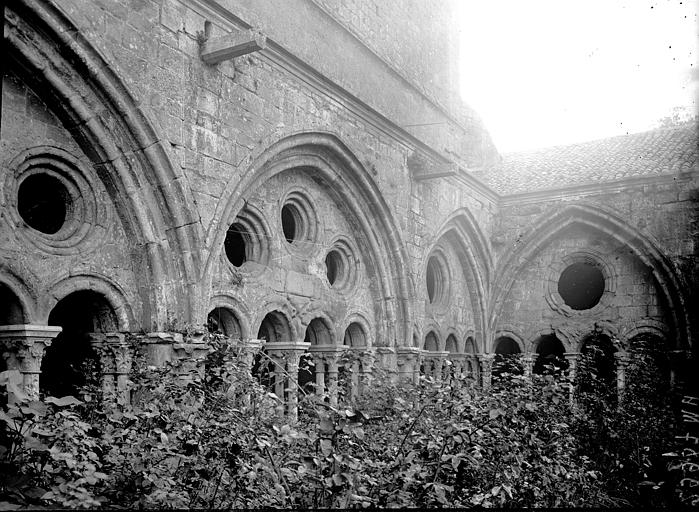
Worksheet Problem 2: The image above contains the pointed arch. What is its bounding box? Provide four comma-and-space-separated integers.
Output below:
424, 208, 493, 351
204, 131, 412, 347
5, 0, 202, 328
492, 203, 691, 349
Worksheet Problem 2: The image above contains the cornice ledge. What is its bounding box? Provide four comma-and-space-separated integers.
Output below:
499, 170, 698, 206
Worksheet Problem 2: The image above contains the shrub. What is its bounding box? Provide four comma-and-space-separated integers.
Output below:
0, 333, 678, 508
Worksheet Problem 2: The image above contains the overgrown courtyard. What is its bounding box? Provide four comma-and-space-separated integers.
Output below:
0, 332, 693, 509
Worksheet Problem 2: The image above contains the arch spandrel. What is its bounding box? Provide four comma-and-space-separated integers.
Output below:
204, 132, 412, 348
492, 203, 692, 351
5, 0, 203, 330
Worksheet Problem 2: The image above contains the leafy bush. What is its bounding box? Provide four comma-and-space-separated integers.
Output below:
0, 332, 679, 508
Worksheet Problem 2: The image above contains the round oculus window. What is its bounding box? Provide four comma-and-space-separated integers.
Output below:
17, 173, 71, 234
557, 262, 605, 310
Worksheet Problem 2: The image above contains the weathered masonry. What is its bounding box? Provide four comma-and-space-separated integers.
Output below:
1, 0, 697, 410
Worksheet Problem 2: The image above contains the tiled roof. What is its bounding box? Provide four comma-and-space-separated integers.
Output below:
473, 123, 698, 195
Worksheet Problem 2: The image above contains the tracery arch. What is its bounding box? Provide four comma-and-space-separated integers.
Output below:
492, 203, 691, 350
204, 132, 411, 348
5, 0, 202, 329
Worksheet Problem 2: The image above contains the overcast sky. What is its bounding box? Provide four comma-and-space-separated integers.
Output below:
457, 0, 698, 153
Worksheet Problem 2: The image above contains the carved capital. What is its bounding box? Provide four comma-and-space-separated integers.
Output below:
477, 353, 496, 371
0, 325, 62, 373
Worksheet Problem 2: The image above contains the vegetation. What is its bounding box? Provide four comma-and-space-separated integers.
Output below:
0, 332, 686, 508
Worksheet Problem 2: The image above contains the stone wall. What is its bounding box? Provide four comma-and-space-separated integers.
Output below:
0, 0, 696, 402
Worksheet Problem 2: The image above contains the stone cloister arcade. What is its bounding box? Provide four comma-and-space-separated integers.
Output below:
0, 0, 695, 419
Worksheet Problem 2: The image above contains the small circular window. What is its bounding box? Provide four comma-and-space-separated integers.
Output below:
323, 238, 358, 292
279, 191, 317, 249
17, 173, 72, 234
558, 262, 605, 310
224, 222, 247, 267
426, 254, 447, 305
325, 250, 342, 285
281, 203, 300, 243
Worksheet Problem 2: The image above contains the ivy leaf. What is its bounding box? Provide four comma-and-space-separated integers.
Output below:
45, 396, 82, 408
320, 439, 333, 456
319, 417, 334, 433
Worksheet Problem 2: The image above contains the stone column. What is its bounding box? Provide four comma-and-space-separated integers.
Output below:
469, 355, 480, 381
615, 351, 630, 397
397, 347, 421, 383
358, 349, 375, 391
375, 347, 397, 382
314, 355, 326, 396
266, 341, 311, 421
0, 325, 62, 400
89, 332, 131, 405
522, 354, 538, 379
450, 354, 466, 381
140, 331, 183, 367
477, 353, 495, 389
309, 345, 342, 400
284, 346, 304, 422
327, 355, 340, 407
420, 350, 432, 378
432, 351, 449, 382
172, 339, 211, 384
564, 352, 581, 403
238, 338, 264, 370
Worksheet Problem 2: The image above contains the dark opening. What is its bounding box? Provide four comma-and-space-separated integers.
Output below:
207, 307, 242, 339
534, 334, 568, 374
0, 284, 25, 324
257, 311, 290, 344
558, 262, 605, 310
305, 318, 332, 346
251, 352, 274, 389
325, 250, 341, 285
494, 337, 523, 377
424, 332, 438, 352
224, 223, 246, 267
426, 256, 440, 303
298, 353, 315, 393
17, 174, 70, 234
445, 334, 458, 353
41, 291, 117, 398
281, 204, 297, 243
344, 322, 366, 347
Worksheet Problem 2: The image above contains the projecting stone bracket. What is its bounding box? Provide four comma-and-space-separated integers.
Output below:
200, 28, 267, 65
407, 151, 457, 181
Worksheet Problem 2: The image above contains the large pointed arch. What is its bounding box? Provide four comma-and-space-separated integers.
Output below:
492, 203, 691, 349
5, 0, 202, 328
203, 131, 412, 347
424, 208, 493, 351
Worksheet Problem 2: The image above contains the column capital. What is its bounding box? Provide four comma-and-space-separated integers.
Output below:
397, 346, 421, 363
172, 342, 211, 358
265, 341, 311, 356
0, 324, 62, 399
0, 324, 63, 340
477, 353, 496, 363
140, 331, 184, 344
427, 351, 449, 360
614, 351, 631, 366
563, 352, 581, 361
240, 338, 264, 350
